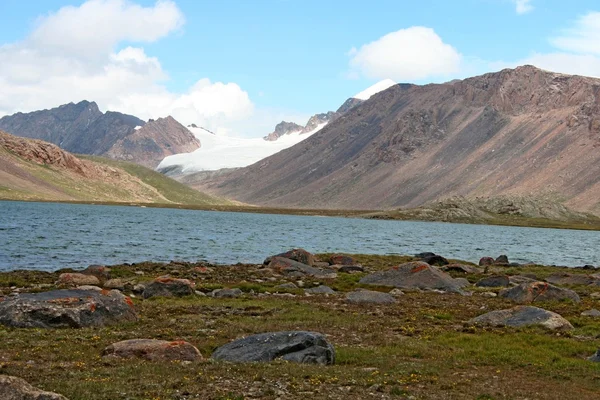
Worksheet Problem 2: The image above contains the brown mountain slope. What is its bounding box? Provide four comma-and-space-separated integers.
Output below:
0, 130, 226, 206
192, 66, 600, 213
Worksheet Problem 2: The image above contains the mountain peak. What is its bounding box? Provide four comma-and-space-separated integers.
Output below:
353, 79, 397, 100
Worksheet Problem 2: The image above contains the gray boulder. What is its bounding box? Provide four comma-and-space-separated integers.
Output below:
476, 275, 510, 288
305, 285, 335, 295
345, 290, 397, 304
0, 289, 137, 328
359, 262, 465, 294
468, 306, 573, 330
499, 281, 580, 304
142, 278, 195, 299
546, 273, 600, 286
264, 249, 315, 266
440, 264, 483, 274
102, 339, 202, 361
581, 309, 600, 317
0, 375, 68, 400
212, 331, 334, 365
212, 288, 243, 298
268, 257, 334, 278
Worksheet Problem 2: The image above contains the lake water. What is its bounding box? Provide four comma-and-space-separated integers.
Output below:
1, 200, 599, 271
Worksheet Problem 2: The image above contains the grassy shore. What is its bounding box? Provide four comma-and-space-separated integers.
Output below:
1, 254, 600, 399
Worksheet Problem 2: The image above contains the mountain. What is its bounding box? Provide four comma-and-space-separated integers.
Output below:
0, 101, 200, 168
0, 130, 227, 206
188, 66, 600, 214
264, 112, 337, 141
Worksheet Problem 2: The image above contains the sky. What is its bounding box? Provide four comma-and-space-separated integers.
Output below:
1, 0, 600, 137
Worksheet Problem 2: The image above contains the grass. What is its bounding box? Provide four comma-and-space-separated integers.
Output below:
2, 254, 600, 399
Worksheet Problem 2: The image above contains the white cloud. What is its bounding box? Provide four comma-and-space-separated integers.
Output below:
0, 0, 292, 138
551, 12, 600, 55
348, 27, 462, 81
512, 0, 533, 15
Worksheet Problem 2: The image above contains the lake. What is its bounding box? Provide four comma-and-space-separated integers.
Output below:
1, 200, 599, 271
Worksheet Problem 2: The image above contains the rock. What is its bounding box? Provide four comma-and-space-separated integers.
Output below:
103, 278, 126, 290
509, 275, 538, 285
468, 306, 573, 330
414, 252, 436, 259
389, 288, 405, 296
313, 261, 331, 269
267, 257, 332, 278
479, 257, 495, 266
328, 254, 357, 266
264, 249, 315, 266
142, 277, 195, 299
499, 281, 580, 304
476, 275, 510, 287
275, 283, 298, 291
588, 349, 600, 362
546, 273, 600, 286
591, 292, 600, 299
419, 254, 449, 266
581, 309, 600, 317
81, 265, 111, 281
494, 255, 509, 265
345, 290, 397, 304
305, 285, 335, 295
0, 289, 137, 328
212, 331, 334, 365
212, 288, 243, 298
338, 265, 365, 273
57, 273, 100, 287
102, 339, 202, 362
440, 264, 482, 274
481, 292, 497, 298
359, 262, 465, 294
0, 375, 68, 399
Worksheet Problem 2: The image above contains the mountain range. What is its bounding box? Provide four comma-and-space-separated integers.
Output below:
187, 66, 600, 214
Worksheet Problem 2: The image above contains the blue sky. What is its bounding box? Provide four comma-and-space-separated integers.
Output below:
0, 0, 599, 136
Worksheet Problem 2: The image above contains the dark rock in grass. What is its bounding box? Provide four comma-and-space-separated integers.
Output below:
414, 252, 436, 259
359, 262, 465, 294
142, 277, 195, 299
0, 289, 137, 328
211, 288, 243, 298
509, 275, 538, 285
494, 255, 509, 265
440, 264, 482, 274
212, 331, 335, 365
345, 290, 397, 304
419, 254, 449, 266
588, 349, 600, 362
545, 273, 600, 286
305, 285, 335, 295
479, 257, 495, 266
581, 309, 600, 317
102, 339, 202, 362
468, 306, 573, 330
328, 254, 357, 266
81, 264, 111, 281
57, 273, 100, 287
267, 257, 334, 278
499, 281, 580, 304
0, 375, 69, 399
476, 275, 510, 288
338, 265, 365, 274
264, 249, 315, 266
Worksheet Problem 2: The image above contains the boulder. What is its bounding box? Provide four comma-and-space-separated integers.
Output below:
476, 275, 510, 288
211, 288, 243, 298
0, 289, 137, 328
414, 252, 436, 259
509, 275, 538, 285
305, 285, 335, 295
212, 331, 334, 365
359, 262, 465, 294
264, 249, 315, 266
453, 278, 471, 288
545, 273, 600, 286
0, 375, 68, 400
495, 255, 509, 265
338, 265, 365, 273
440, 264, 482, 274
102, 339, 202, 361
419, 254, 449, 266
275, 283, 298, 291
103, 278, 127, 290
57, 273, 100, 287
142, 277, 195, 299
267, 257, 333, 278
499, 281, 580, 304
328, 254, 357, 266
345, 290, 397, 304
479, 257, 495, 266
81, 265, 111, 281
468, 306, 573, 330
581, 309, 600, 317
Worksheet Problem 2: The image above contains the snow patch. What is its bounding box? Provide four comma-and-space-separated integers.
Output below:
134, 125, 142, 130
353, 79, 397, 100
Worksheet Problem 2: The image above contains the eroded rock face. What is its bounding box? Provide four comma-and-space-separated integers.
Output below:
264, 249, 315, 266
468, 306, 573, 330
267, 257, 332, 278
499, 281, 580, 304
0, 289, 137, 328
142, 278, 195, 299
0, 375, 69, 400
102, 339, 202, 362
212, 331, 334, 365
345, 290, 397, 304
359, 262, 465, 294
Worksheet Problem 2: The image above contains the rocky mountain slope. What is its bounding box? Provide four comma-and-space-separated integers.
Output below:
191, 66, 600, 214
0, 130, 226, 205
0, 102, 200, 168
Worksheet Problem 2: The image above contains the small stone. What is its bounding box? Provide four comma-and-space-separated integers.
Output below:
275, 283, 298, 290
591, 292, 600, 299
57, 273, 100, 287
133, 284, 146, 294
194, 290, 207, 296
305, 285, 335, 295
389, 288, 405, 296
212, 288, 243, 298
481, 292, 497, 298
581, 309, 600, 317
479, 257, 495, 266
